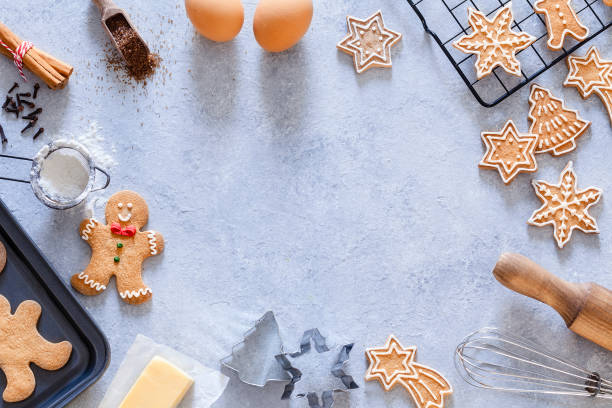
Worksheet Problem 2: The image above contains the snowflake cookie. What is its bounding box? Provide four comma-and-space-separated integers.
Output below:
337, 11, 402, 74
365, 335, 453, 408
529, 161, 602, 248
479, 120, 538, 184
528, 84, 591, 156
71, 190, 165, 304
0, 295, 72, 402
453, 4, 536, 79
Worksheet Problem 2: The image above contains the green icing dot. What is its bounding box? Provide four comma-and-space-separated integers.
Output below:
114, 256, 120, 263
117, 243, 123, 248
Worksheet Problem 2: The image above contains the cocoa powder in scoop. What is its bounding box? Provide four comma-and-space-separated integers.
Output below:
106, 14, 159, 81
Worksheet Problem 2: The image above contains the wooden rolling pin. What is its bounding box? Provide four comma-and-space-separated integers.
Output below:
493, 253, 612, 352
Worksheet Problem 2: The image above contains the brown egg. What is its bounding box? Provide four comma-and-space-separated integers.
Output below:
253, 0, 313, 52
185, 0, 244, 42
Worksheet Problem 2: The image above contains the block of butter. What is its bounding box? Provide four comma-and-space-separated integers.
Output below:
119, 356, 194, 408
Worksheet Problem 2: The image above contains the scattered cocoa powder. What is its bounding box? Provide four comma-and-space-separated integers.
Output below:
106, 14, 159, 81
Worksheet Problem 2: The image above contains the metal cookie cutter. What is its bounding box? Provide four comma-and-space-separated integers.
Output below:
0, 140, 110, 209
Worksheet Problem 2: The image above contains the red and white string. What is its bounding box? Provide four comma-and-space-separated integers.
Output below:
0, 39, 33, 81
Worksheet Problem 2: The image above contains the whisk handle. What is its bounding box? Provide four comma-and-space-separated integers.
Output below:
493, 253, 587, 326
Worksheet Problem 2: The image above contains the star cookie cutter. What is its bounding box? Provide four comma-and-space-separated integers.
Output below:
365, 335, 453, 408
275, 329, 359, 408
221, 311, 291, 386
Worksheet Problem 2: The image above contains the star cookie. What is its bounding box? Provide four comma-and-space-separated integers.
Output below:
479, 120, 538, 184
564, 46, 612, 126
337, 11, 402, 74
528, 84, 590, 156
534, 0, 588, 50
366, 335, 453, 408
453, 4, 536, 79
529, 161, 602, 248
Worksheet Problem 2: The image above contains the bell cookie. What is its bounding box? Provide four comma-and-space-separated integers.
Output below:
534, 0, 588, 50
564, 46, 612, 127
479, 120, 538, 184
337, 11, 402, 74
365, 335, 452, 408
528, 84, 590, 156
529, 161, 602, 248
0, 295, 72, 402
71, 190, 165, 305
0, 242, 5, 273
453, 4, 536, 79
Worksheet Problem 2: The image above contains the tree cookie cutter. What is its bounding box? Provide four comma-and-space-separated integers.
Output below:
0, 140, 110, 210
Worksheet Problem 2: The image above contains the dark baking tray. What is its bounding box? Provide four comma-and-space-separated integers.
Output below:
0, 198, 109, 407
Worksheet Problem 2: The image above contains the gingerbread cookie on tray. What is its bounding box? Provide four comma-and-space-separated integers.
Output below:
534, 0, 589, 50
453, 4, 536, 79
0, 295, 72, 402
72, 191, 164, 305
365, 335, 452, 408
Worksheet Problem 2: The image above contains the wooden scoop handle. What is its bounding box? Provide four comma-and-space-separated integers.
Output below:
493, 253, 588, 326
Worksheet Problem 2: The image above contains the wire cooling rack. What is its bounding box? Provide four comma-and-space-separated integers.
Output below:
407, 0, 611, 107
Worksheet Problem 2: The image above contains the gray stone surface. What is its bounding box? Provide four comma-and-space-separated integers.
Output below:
0, 0, 610, 407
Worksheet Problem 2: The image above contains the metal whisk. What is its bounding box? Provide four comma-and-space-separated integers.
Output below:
455, 327, 612, 399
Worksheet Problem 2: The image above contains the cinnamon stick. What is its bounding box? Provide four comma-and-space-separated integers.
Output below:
0, 22, 72, 89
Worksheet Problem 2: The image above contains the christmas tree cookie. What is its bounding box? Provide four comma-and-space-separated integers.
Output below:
479, 120, 538, 184
564, 46, 612, 127
528, 84, 590, 156
529, 161, 602, 248
453, 4, 536, 79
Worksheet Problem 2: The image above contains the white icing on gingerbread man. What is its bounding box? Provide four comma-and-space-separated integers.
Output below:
71, 190, 164, 305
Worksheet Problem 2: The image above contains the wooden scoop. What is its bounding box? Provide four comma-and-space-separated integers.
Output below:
92, 0, 150, 63
493, 253, 612, 352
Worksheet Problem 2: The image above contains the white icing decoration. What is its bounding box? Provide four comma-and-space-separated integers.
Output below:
118, 212, 132, 222
147, 232, 158, 255
118, 202, 123, 208
77, 271, 106, 291
127, 202, 133, 209
81, 218, 97, 240
120, 287, 152, 299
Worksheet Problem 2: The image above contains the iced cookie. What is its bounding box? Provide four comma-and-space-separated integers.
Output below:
365, 335, 452, 408
479, 120, 538, 184
337, 11, 402, 74
453, 4, 536, 79
528, 84, 590, 156
529, 161, 601, 248
0, 295, 72, 402
72, 191, 165, 304
564, 46, 612, 127
0, 242, 5, 273
534, 0, 588, 50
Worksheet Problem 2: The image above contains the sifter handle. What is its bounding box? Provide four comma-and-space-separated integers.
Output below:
492, 253, 588, 327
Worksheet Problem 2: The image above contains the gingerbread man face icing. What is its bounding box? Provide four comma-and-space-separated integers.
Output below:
72, 191, 164, 305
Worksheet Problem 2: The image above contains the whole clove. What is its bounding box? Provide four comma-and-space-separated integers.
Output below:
7, 83, 18, 94
2, 96, 12, 109
0, 124, 6, 144
17, 92, 31, 98
15, 94, 24, 111
23, 108, 42, 120
21, 119, 36, 133
33, 127, 44, 140
32, 83, 40, 99
19, 99, 35, 109
5, 106, 19, 118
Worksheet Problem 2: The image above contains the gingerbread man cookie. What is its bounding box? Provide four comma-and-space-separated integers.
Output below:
0, 295, 72, 402
534, 0, 589, 50
0, 242, 5, 273
72, 191, 164, 304
365, 335, 452, 408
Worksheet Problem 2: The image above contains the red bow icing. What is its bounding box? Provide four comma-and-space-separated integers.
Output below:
111, 222, 136, 237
